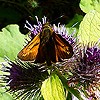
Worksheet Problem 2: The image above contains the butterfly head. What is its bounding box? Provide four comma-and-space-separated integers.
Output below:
42, 22, 53, 32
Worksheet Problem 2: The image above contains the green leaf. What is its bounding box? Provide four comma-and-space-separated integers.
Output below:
66, 14, 83, 28
67, 88, 83, 100
0, 88, 13, 100
57, 73, 84, 100
63, 83, 83, 100
80, 0, 95, 13
66, 92, 72, 100
66, 14, 83, 37
78, 10, 100, 44
41, 74, 66, 100
80, 0, 100, 13
0, 24, 25, 61
94, 0, 100, 13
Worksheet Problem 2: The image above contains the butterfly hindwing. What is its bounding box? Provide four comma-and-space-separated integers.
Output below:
35, 35, 56, 65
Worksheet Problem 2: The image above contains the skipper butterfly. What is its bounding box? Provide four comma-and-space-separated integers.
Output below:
18, 23, 73, 65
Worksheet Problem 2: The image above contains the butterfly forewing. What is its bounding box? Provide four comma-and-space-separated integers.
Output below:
54, 34, 73, 59
18, 34, 40, 61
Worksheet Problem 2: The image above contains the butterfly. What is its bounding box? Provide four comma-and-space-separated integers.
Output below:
18, 22, 74, 66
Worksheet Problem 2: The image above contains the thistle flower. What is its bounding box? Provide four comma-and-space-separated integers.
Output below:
66, 42, 100, 99
1, 60, 49, 100
25, 16, 77, 45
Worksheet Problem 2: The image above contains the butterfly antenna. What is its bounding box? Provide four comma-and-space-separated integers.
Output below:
50, 15, 65, 23
71, 22, 79, 28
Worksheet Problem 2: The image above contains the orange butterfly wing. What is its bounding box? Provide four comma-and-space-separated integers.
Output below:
17, 34, 40, 61
54, 34, 73, 61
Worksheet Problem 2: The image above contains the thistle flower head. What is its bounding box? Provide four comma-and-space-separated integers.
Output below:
25, 16, 76, 45
1, 60, 49, 99
66, 42, 100, 99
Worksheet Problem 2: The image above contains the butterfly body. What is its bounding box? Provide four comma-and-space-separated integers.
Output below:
40, 23, 53, 45
18, 23, 73, 65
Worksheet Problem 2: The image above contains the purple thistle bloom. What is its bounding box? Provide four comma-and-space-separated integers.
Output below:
25, 16, 77, 45
85, 46, 100, 64
66, 42, 100, 99
1, 60, 49, 99
25, 16, 47, 38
